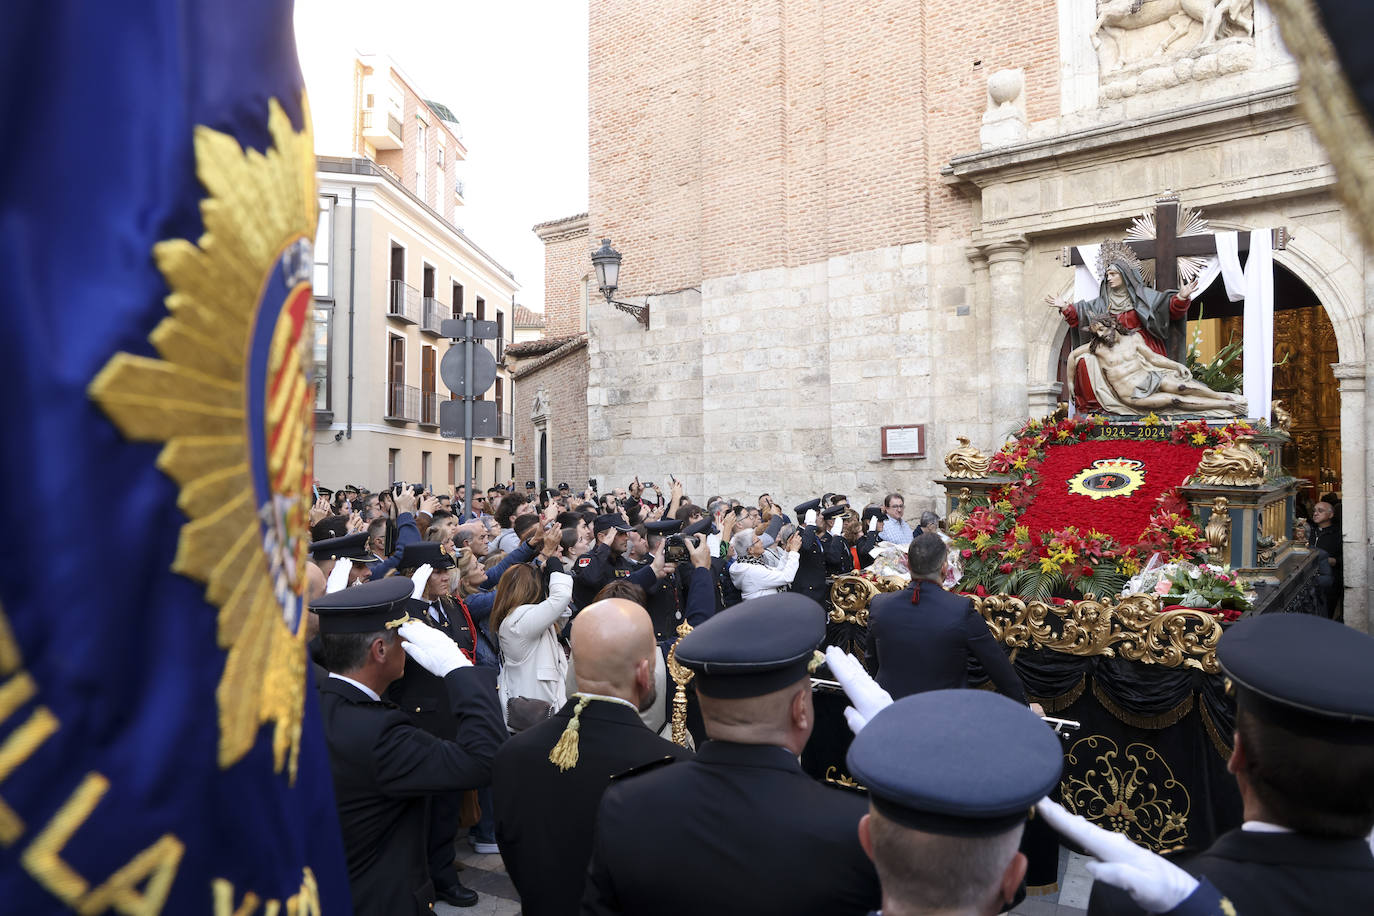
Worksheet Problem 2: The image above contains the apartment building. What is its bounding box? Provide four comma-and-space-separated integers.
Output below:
306, 52, 518, 493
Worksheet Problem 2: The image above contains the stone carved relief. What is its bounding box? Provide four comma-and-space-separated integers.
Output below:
1092, 0, 1255, 100
530, 386, 549, 422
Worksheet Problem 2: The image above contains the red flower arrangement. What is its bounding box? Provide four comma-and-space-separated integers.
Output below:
950, 414, 1241, 601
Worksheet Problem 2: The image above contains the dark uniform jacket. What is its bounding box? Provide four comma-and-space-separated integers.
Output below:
1087, 828, 1374, 915
583, 740, 881, 915
791, 526, 831, 607
826, 532, 879, 575
571, 542, 658, 609
385, 597, 492, 739
866, 581, 1027, 703
319, 667, 505, 916
492, 698, 691, 916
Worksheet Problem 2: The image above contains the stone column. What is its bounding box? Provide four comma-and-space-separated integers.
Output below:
1333, 361, 1368, 632
966, 247, 993, 448
1027, 383, 1065, 418
983, 237, 1031, 442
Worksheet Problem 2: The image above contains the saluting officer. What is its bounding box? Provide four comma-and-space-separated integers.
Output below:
313, 577, 505, 916
1087, 613, 1374, 915
790, 498, 834, 607
582, 593, 880, 915
385, 542, 488, 907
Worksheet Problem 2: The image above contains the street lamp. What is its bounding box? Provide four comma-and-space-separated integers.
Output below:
590, 238, 648, 327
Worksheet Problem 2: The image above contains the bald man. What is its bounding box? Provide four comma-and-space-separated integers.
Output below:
492, 599, 692, 916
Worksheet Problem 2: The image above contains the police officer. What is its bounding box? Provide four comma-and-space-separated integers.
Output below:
385, 542, 487, 907
791, 498, 833, 607
571, 514, 661, 610
309, 531, 380, 588
313, 578, 504, 915
582, 594, 881, 915
1087, 613, 1374, 915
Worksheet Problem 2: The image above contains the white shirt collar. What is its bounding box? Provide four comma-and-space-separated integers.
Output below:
1241, 820, 1294, 834
329, 672, 381, 702
573, 691, 638, 711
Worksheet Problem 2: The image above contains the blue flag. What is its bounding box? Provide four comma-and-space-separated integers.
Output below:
0, 1, 350, 912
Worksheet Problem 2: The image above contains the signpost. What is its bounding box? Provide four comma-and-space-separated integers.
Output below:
439, 315, 500, 519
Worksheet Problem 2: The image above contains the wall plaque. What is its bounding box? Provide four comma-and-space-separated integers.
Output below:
881, 424, 925, 459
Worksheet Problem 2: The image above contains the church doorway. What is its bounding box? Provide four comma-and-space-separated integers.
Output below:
1053, 261, 1341, 504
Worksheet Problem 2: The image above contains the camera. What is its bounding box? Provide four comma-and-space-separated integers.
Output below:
588, 478, 598, 491
664, 534, 698, 564
393, 481, 406, 495
525, 480, 536, 490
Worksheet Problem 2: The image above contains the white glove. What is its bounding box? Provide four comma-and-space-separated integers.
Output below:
804, 509, 818, 527
825, 646, 893, 734
325, 558, 351, 594
410, 563, 433, 600
829, 516, 844, 537
1034, 799, 1198, 913
868, 516, 879, 533
397, 620, 470, 676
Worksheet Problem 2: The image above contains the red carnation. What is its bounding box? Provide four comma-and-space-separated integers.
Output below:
974, 585, 988, 597
961, 549, 972, 558
999, 562, 1013, 574
1081, 566, 1093, 577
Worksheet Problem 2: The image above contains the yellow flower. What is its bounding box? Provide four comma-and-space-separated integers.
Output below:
1171, 523, 1197, 538
1118, 556, 1141, 575
1005, 546, 1025, 560
1039, 556, 1062, 573
1054, 547, 1078, 565
1087, 529, 1106, 540
1143, 412, 1161, 427
948, 519, 965, 535
1191, 431, 1208, 445
1012, 458, 1028, 470
996, 500, 1013, 512
1014, 525, 1030, 541
973, 532, 992, 549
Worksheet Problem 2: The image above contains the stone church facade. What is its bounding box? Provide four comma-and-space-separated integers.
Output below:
583, 1, 1370, 629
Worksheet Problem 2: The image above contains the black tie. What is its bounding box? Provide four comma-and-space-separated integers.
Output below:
431, 601, 450, 628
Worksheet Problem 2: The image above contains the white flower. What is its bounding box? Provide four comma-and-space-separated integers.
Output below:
1189, 567, 1202, 580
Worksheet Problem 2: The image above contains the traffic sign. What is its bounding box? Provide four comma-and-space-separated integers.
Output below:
440, 318, 499, 339
439, 399, 500, 439
439, 341, 497, 396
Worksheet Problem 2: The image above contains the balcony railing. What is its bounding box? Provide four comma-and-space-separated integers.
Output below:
388, 280, 421, 324
385, 383, 420, 422
420, 391, 440, 426
360, 108, 404, 150
421, 297, 443, 335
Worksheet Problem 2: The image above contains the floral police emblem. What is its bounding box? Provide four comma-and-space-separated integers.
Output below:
89, 97, 318, 781
1068, 458, 1146, 501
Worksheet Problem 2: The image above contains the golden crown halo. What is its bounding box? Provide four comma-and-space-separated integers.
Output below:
89, 95, 317, 782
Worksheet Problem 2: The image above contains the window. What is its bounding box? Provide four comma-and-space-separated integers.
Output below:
415, 121, 427, 199
312, 305, 331, 410
473, 456, 482, 489
435, 141, 446, 213
387, 334, 405, 417
475, 296, 485, 321
452, 281, 464, 319
388, 448, 400, 484
421, 345, 436, 424
495, 377, 504, 418
448, 454, 458, 487
495, 310, 505, 363
421, 451, 432, 488
314, 196, 334, 297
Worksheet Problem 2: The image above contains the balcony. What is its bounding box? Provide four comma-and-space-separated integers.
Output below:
421, 297, 443, 335
361, 108, 404, 150
419, 391, 440, 428
385, 383, 419, 423
388, 280, 421, 324
454, 179, 465, 206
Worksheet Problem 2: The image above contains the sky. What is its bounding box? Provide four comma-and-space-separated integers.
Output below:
293, 0, 590, 312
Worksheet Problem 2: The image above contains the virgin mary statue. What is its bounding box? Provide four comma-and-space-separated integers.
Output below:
1047, 244, 1198, 412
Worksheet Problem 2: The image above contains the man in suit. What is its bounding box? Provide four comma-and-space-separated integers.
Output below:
492, 598, 691, 915
1088, 613, 1374, 915
582, 594, 881, 915
314, 577, 506, 915
385, 542, 488, 907
866, 533, 1030, 705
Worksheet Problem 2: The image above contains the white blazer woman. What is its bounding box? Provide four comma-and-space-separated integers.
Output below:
490, 562, 574, 728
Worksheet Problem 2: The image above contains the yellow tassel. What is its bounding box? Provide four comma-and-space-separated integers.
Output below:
807, 650, 825, 674
549, 695, 590, 772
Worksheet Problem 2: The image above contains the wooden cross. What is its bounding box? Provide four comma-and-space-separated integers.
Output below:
1063, 193, 1289, 361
